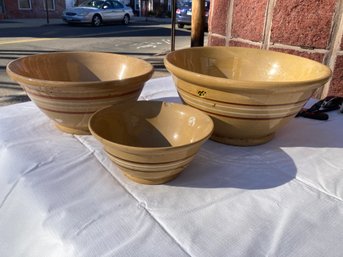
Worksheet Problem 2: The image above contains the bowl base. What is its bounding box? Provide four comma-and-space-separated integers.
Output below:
124, 172, 181, 185
55, 123, 90, 135
211, 133, 275, 146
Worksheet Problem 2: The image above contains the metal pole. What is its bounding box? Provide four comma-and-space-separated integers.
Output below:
45, 0, 49, 24
191, 0, 204, 47
170, 0, 176, 52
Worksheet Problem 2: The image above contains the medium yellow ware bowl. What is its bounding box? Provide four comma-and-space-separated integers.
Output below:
89, 101, 214, 184
164, 46, 332, 146
6, 51, 153, 134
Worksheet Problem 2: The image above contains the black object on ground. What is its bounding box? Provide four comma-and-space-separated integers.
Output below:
296, 96, 343, 120
296, 108, 329, 120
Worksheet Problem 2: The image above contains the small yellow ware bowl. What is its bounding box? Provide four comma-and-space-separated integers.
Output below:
6, 51, 153, 134
164, 46, 332, 146
89, 101, 214, 184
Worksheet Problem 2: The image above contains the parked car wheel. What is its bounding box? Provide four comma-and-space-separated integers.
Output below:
92, 14, 102, 27
122, 14, 130, 25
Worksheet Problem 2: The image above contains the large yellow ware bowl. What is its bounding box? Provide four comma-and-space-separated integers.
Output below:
6, 51, 153, 134
164, 46, 332, 146
89, 101, 214, 184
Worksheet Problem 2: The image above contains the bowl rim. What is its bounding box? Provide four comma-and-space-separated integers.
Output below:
6, 51, 154, 87
88, 100, 214, 152
164, 46, 332, 90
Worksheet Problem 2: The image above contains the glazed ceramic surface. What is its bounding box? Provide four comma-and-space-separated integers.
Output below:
89, 101, 214, 184
6, 51, 154, 134
164, 46, 332, 146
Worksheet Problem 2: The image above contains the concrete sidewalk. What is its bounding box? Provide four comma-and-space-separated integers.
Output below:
0, 16, 171, 28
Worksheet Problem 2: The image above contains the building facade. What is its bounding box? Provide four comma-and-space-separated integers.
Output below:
0, 0, 174, 19
0, 0, 66, 19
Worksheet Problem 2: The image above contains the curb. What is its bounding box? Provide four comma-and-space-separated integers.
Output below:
133, 17, 171, 24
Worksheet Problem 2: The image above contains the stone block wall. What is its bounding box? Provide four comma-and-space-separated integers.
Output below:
208, 0, 343, 98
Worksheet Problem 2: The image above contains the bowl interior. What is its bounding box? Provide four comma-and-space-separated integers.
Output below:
165, 47, 331, 83
89, 101, 213, 148
8, 52, 153, 82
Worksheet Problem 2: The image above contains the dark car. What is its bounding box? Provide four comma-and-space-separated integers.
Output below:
176, 1, 210, 28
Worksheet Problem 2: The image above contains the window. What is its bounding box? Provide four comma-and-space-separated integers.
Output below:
18, 0, 31, 9
80, 0, 103, 8
112, 1, 124, 9
43, 0, 55, 10
0, 0, 4, 13
103, 1, 114, 9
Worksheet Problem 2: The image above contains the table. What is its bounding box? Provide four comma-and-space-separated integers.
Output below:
1, 76, 343, 257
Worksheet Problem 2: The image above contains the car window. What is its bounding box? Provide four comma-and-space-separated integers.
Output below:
182, 2, 192, 8
103, 1, 114, 9
112, 1, 124, 9
180, 1, 210, 10
79, 0, 104, 8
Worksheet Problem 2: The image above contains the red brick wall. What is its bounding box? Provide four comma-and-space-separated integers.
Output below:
231, 0, 268, 43
208, 0, 343, 98
4, 0, 65, 18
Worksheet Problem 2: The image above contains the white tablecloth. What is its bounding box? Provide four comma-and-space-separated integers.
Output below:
1, 76, 343, 257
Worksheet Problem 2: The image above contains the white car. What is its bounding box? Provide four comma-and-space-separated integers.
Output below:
62, 0, 134, 26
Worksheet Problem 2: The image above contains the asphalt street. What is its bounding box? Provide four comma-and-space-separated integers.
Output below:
0, 17, 202, 106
